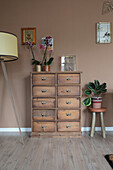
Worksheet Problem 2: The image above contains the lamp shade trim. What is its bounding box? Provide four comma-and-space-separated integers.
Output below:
0, 31, 17, 37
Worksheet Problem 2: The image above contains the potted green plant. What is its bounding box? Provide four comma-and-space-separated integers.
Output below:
25, 41, 42, 72
82, 80, 107, 108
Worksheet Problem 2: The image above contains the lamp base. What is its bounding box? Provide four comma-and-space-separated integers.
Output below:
1, 61, 24, 145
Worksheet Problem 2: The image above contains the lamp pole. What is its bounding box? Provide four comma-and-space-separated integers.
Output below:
1, 60, 24, 145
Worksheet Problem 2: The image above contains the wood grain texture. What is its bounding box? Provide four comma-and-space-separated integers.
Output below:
58, 110, 80, 120
58, 98, 80, 108
58, 74, 80, 84
32, 74, 55, 85
0, 132, 112, 170
58, 122, 80, 132
58, 86, 80, 96
33, 86, 55, 97
33, 110, 55, 121
33, 122, 56, 132
33, 98, 56, 108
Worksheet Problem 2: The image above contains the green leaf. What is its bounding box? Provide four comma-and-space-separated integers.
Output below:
84, 89, 92, 95
94, 80, 100, 90
88, 82, 95, 92
95, 90, 102, 96
101, 89, 107, 93
100, 83, 107, 90
45, 57, 54, 65
32, 60, 41, 65
82, 97, 91, 106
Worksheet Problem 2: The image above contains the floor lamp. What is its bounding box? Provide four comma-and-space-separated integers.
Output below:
0, 31, 24, 145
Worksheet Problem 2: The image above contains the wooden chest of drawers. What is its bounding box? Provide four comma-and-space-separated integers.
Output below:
31, 71, 82, 137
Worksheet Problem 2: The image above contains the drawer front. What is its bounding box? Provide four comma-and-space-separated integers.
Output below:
33, 110, 55, 121
58, 86, 80, 96
58, 98, 79, 108
33, 98, 55, 108
32, 74, 55, 85
58, 110, 80, 120
33, 86, 55, 97
33, 122, 55, 132
58, 74, 80, 84
58, 122, 80, 132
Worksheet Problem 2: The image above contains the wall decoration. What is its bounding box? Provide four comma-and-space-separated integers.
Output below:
102, 1, 113, 15
61, 56, 76, 71
41, 37, 53, 51
96, 22, 111, 44
21, 28, 36, 45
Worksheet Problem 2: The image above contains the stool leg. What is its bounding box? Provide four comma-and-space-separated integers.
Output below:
91, 112, 96, 137
100, 112, 106, 138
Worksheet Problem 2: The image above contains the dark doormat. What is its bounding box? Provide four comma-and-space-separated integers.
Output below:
105, 154, 113, 169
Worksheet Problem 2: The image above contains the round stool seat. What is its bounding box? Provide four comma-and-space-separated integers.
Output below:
89, 107, 107, 113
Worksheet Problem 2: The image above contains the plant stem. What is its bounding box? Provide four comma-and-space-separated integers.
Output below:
31, 47, 35, 60
42, 46, 47, 65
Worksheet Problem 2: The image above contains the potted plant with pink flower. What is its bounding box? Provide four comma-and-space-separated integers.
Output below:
25, 36, 54, 71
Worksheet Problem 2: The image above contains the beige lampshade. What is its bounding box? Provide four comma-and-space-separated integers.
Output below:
0, 32, 18, 61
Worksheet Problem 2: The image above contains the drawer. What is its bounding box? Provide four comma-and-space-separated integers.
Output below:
33, 86, 55, 97
33, 110, 55, 121
33, 122, 55, 132
32, 74, 55, 85
58, 86, 80, 96
58, 110, 80, 120
33, 98, 55, 108
58, 98, 80, 108
58, 122, 80, 132
58, 74, 80, 84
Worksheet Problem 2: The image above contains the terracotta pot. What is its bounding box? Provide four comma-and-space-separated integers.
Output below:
92, 97, 102, 108
43, 65, 50, 71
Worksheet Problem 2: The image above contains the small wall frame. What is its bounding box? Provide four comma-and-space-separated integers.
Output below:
96, 22, 111, 44
21, 27, 36, 45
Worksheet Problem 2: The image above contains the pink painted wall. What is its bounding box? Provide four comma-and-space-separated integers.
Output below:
0, 0, 113, 128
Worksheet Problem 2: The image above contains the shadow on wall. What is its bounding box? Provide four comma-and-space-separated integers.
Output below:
25, 76, 31, 128
82, 93, 113, 127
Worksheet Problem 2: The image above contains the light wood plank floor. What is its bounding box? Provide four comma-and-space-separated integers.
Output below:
0, 132, 113, 170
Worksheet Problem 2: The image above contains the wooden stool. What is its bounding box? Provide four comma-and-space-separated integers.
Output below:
89, 107, 107, 138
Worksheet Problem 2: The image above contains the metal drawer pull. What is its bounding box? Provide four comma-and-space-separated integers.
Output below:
41, 89, 47, 93
41, 114, 47, 117
66, 125, 71, 128
41, 77, 47, 81
66, 77, 71, 80
66, 101, 71, 104
42, 102, 46, 104
66, 89, 71, 93
41, 125, 47, 128
66, 113, 71, 116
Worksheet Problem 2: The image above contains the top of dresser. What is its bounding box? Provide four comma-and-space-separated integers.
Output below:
31, 71, 82, 74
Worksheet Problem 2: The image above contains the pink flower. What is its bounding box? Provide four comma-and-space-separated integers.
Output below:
40, 44, 45, 50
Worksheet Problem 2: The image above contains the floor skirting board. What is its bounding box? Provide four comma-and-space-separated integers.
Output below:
0, 127, 113, 132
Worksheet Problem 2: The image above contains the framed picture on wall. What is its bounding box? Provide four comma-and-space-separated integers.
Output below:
21, 27, 36, 45
96, 22, 111, 44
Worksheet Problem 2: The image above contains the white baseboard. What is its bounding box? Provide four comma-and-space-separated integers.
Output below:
0, 127, 113, 132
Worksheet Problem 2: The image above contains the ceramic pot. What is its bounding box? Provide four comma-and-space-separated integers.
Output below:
43, 65, 50, 71
92, 97, 102, 108
36, 65, 41, 72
